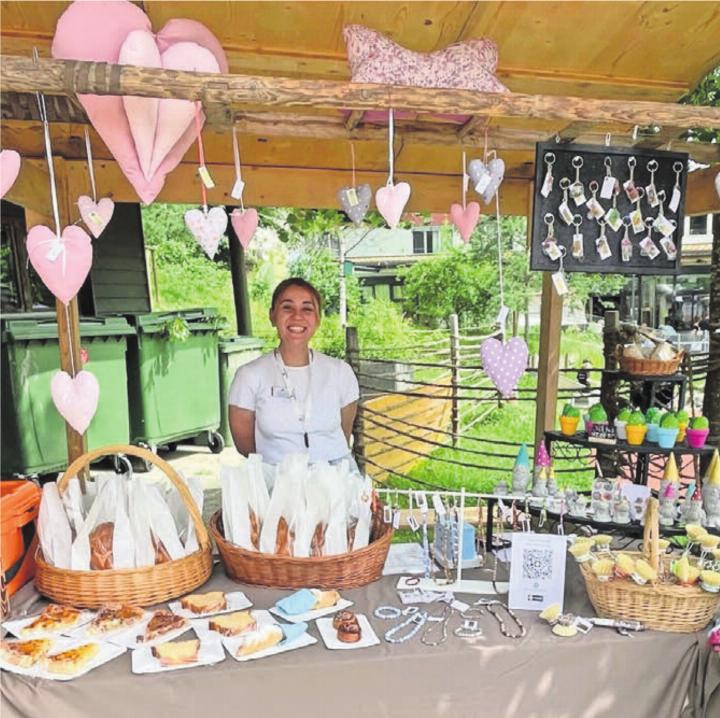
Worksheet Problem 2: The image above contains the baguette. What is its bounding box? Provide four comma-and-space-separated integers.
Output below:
44, 643, 100, 675
151, 639, 200, 666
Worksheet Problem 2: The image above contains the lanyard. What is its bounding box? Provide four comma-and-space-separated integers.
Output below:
274, 349, 313, 448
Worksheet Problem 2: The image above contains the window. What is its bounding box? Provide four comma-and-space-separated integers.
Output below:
689, 216, 708, 235
412, 229, 435, 254
390, 283, 404, 301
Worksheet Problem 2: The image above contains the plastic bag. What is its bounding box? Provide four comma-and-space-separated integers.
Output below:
295, 463, 331, 558
166, 474, 205, 555
61, 477, 85, 539
128, 481, 155, 568
143, 483, 185, 561
323, 464, 350, 557
351, 476, 373, 552
38, 483, 73, 568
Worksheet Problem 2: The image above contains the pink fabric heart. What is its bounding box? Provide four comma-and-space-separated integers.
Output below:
51, 370, 100, 435
78, 196, 115, 238
375, 182, 411, 229
0, 149, 21, 198
449, 202, 480, 244
52, 1, 227, 204
184, 207, 228, 259
480, 337, 529, 399
27, 225, 93, 305
230, 208, 259, 249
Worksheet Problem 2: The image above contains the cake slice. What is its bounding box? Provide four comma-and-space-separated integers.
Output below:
236, 625, 283, 657
138, 610, 188, 643
44, 643, 100, 675
151, 639, 200, 666
21, 604, 82, 636
87, 605, 145, 635
180, 591, 227, 615
208, 611, 257, 637
0, 638, 53, 668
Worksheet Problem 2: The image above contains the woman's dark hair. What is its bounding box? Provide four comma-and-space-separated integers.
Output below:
270, 278, 323, 313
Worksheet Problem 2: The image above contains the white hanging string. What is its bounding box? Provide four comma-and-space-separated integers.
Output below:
387, 109, 394, 185
232, 125, 244, 211
495, 190, 505, 317
462, 151, 468, 209
350, 142, 357, 187
83, 127, 97, 202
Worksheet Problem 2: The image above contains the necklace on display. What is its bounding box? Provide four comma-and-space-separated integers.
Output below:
384, 612, 428, 644
274, 348, 313, 448
420, 603, 455, 646
475, 599, 526, 639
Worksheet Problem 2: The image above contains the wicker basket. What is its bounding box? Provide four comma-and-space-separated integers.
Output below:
616, 345, 683, 377
210, 504, 393, 589
35, 445, 212, 608
578, 498, 720, 633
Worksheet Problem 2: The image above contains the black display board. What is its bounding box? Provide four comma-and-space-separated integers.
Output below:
530, 142, 688, 275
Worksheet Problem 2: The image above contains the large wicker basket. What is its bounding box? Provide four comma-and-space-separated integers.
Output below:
35, 445, 213, 608
210, 504, 393, 589
578, 498, 720, 633
616, 345, 683, 377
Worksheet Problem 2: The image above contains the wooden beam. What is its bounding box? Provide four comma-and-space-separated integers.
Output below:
686, 167, 720, 216
344, 110, 364, 131
555, 121, 598, 143
2, 55, 720, 132
457, 116, 488, 142
4, 158, 52, 217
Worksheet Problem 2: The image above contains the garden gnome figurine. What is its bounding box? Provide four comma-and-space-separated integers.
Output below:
512, 443, 531, 494
682, 486, 706, 526
546, 466, 558, 497
613, 497, 632, 525
593, 496, 612, 522
659, 483, 677, 527
535, 441, 551, 480
531, 466, 548, 506
660, 452, 680, 498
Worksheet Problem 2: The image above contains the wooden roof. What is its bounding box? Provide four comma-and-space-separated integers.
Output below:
2, 1, 720, 215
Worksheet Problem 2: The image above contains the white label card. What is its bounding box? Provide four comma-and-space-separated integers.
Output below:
639, 236, 660, 260
45, 240, 64, 262
345, 188, 359, 207
407, 515, 419, 532
540, 171, 553, 198
463, 173, 470, 194
552, 271, 568, 296
496, 304, 510, 327
508, 532, 567, 612
668, 186, 681, 213
198, 165, 215, 189
623, 179, 640, 202
431, 493, 446, 517
621, 238, 632, 262
474, 171, 491, 194
230, 177, 245, 200
660, 236, 677, 259
600, 175, 616, 199
654, 215, 675, 237
392, 510, 401, 530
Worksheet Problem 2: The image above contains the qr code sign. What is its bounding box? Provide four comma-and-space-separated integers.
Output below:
522, 548, 553, 580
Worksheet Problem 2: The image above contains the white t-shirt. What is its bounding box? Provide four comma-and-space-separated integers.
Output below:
228, 350, 360, 464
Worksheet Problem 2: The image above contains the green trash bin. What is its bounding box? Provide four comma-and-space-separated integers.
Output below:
1, 315, 134, 477
218, 336, 265, 447
123, 309, 223, 452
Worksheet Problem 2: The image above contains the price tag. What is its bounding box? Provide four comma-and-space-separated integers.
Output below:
600, 175, 616, 199
392, 509, 401, 530
571, 233, 584, 259
415, 491, 428, 514
558, 201, 574, 225
407, 515, 419, 532
198, 165, 215, 189
345, 187, 359, 207
605, 207, 622, 232
230, 177, 245, 200
462, 173, 470, 194
595, 236, 612, 261
474, 170, 491, 194
540, 171, 553, 198
552, 271, 568, 296
432, 493, 446, 517
45, 239, 64, 262
668, 186, 681, 213
496, 304, 510, 327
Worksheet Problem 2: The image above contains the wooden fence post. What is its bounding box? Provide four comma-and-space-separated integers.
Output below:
449, 313, 460, 446
345, 325, 365, 472
601, 310, 621, 421
702, 213, 720, 471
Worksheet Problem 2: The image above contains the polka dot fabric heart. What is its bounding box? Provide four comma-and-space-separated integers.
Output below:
480, 337, 529, 399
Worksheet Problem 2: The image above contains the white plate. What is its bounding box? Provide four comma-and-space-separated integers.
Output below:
168, 591, 252, 619
270, 598, 353, 624
65, 610, 152, 642
131, 636, 225, 674
191, 608, 269, 640
316, 614, 380, 650
105, 613, 192, 650
0, 637, 125, 681
2, 609, 96, 640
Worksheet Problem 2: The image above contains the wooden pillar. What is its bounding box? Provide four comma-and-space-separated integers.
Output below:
534, 272, 563, 450
226, 210, 252, 336
702, 213, 720, 470
345, 326, 365, 472
601, 310, 621, 420
449, 313, 460, 446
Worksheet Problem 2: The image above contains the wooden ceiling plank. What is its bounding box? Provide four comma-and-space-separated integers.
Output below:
345, 110, 364, 131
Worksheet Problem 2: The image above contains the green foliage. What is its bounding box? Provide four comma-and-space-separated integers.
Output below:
691, 416, 710, 430
680, 66, 719, 143
161, 316, 191, 342
660, 413, 679, 429
628, 410, 647, 426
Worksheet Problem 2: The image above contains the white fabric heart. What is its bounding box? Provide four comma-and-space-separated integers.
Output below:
51, 370, 100, 435
78, 196, 115, 238
184, 206, 228, 259
375, 182, 411, 229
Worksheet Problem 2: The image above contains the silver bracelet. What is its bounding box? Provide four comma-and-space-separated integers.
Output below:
374, 606, 401, 620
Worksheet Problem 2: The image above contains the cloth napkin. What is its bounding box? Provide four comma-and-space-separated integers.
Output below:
280, 621, 308, 645
275, 589, 316, 615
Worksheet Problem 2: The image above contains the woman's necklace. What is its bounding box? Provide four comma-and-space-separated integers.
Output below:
274, 348, 313, 448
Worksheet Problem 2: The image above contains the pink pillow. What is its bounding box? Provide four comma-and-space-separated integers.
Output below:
343, 25, 508, 94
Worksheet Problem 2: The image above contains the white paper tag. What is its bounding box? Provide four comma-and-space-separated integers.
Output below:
496, 304, 510, 327
669, 186, 681, 213
595, 236, 612, 260
346, 187, 359, 207
198, 165, 215, 189
645, 184, 659, 208
415, 491, 428, 514
462, 173, 470, 194
45, 239, 64, 262
88, 211, 104, 227
543, 240, 562, 261
586, 197, 605, 219
660, 236, 677, 260
621, 238, 632, 262
431, 493, 446, 517
639, 236, 660, 260
623, 179, 640, 202
474, 171, 491, 194
230, 177, 245, 200
558, 201, 574, 225
407, 515, 419, 532
605, 207, 622, 232
600, 175, 616, 200
498, 499, 511, 520
569, 182, 586, 206
392, 509, 401, 530
654, 215, 675, 237
630, 208, 645, 234
552, 271, 568, 296
572, 233, 584, 259
450, 599, 470, 613
540, 171, 553, 198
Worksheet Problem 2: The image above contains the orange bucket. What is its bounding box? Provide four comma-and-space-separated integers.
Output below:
1, 480, 42, 598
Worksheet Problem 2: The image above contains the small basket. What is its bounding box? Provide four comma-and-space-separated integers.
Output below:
578, 498, 720, 633
616, 345, 683, 377
35, 445, 212, 608
210, 504, 393, 590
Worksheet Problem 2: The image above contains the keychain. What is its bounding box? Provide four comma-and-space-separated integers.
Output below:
571, 214, 584, 260
600, 156, 617, 200
645, 159, 660, 207
630, 186, 646, 234
558, 178, 574, 225
653, 190, 677, 237
620, 216, 633, 263
569, 156, 586, 206
551, 246, 569, 297
669, 161, 684, 213
595, 218, 612, 261
639, 218, 660, 260
660, 226, 678, 260
624, 157, 640, 201
542, 213, 562, 261
540, 152, 555, 198
604, 187, 623, 232
585, 180, 605, 220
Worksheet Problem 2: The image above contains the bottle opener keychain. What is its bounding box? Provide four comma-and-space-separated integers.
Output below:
620, 216, 633, 263
645, 159, 660, 207
639, 218, 660, 260
551, 246, 569, 297
585, 180, 605, 220
624, 157, 641, 201
600, 156, 617, 200
630, 186, 646, 234
653, 190, 677, 238
669, 161, 684, 213
569, 156, 586, 206
595, 218, 612, 261
571, 214, 584, 259
542, 213, 562, 261
557, 178, 574, 225
604, 187, 623, 232
540, 152, 555, 198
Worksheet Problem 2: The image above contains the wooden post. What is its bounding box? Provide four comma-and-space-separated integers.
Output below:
449, 313, 460, 446
601, 310, 621, 421
226, 210, 252, 336
702, 213, 720, 471
534, 272, 563, 450
345, 326, 365, 472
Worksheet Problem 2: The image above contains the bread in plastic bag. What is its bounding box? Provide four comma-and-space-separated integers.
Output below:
38, 482, 73, 568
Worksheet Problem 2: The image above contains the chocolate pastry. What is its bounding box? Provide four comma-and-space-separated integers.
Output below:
89, 522, 114, 570
337, 619, 362, 644
332, 610, 357, 630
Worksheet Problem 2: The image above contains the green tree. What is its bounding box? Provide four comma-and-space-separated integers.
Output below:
289, 249, 361, 315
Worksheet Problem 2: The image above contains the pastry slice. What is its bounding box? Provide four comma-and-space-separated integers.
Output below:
208, 611, 257, 637
0, 638, 53, 668
21, 604, 82, 636
44, 643, 101, 675
236, 625, 283, 657
311, 590, 340, 610
87, 605, 145, 635
138, 610, 188, 643
151, 639, 200, 666
180, 591, 227, 615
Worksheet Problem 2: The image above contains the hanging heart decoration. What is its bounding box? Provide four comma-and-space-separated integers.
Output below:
480, 336, 529, 398
468, 157, 505, 204
27, 225, 93, 305
338, 184, 372, 226
376, 182, 411, 230
184, 206, 228, 259
0, 149, 21, 198
449, 201, 480, 244
230, 208, 259, 249
52, 0, 228, 204
78, 196, 115, 238
715, 171, 720, 200
51, 370, 100, 434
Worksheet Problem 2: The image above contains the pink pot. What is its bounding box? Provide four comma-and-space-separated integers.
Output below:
686, 428, 710, 449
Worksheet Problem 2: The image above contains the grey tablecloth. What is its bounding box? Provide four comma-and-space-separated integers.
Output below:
1, 560, 717, 718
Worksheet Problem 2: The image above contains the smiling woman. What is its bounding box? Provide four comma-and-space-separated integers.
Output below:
228, 278, 359, 465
